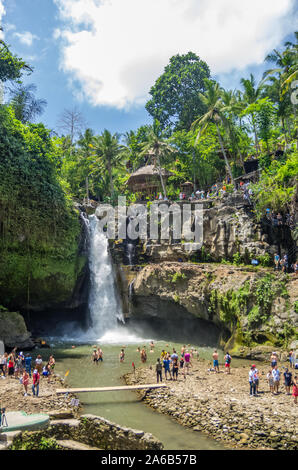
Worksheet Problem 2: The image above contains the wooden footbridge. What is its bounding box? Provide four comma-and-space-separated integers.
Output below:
56, 383, 167, 394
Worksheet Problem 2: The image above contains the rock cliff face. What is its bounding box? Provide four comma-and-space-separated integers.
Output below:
110, 193, 284, 265
0, 308, 34, 349
128, 262, 298, 352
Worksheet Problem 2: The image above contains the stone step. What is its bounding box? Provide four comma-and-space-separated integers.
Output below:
56, 440, 100, 451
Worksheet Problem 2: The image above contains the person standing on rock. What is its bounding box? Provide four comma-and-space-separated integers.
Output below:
224, 352, 232, 374
156, 358, 162, 383
179, 354, 185, 379
292, 376, 298, 404
172, 358, 179, 381
212, 350, 219, 373
184, 350, 191, 375
270, 352, 278, 369
0, 353, 6, 377
283, 368, 292, 395
289, 350, 295, 369
272, 365, 280, 394
22, 370, 29, 396
35, 355, 43, 374
48, 355, 56, 373
249, 365, 258, 396
25, 354, 32, 378
171, 349, 178, 366
32, 369, 40, 397
7, 354, 14, 377
267, 369, 274, 394
163, 356, 172, 380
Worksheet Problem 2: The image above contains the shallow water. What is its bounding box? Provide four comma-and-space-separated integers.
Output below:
41, 330, 237, 450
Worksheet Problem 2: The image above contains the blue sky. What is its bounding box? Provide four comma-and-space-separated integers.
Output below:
0, 0, 297, 135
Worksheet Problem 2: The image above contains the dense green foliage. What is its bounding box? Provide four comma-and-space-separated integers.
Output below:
0, 32, 297, 315
145, 52, 210, 131
0, 40, 31, 83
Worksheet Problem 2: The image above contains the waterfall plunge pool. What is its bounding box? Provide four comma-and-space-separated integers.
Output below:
43, 332, 231, 451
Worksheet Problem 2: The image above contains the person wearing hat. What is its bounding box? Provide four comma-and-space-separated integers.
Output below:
32, 369, 40, 397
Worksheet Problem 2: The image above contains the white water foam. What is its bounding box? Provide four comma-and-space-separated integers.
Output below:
83, 214, 124, 340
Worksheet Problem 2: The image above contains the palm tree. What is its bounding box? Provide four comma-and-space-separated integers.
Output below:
9, 83, 47, 123
77, 128, 95, 203
191, 80, 235, 186
240, 74, 264, 155
263, 38, 298, 144
264, 36, 297, 91
140, 121, 176, 198
93, 129, 126, 200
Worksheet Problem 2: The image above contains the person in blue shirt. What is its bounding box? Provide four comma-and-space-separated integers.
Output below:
25, 354, 32, 377
163, 356, 172, 380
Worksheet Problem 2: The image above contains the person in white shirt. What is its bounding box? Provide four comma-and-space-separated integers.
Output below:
272, 366, 280, 394
249, 365, 258, 396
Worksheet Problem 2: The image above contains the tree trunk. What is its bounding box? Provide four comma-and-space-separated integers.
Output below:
252, 114, 260, 155
156, 150, 167, 198
215, 123, 235, 187
86, 176, 89, 204
107, 160, 114, 199
192, 149, 196, 191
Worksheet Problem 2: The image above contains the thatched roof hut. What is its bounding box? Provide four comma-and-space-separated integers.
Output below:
180, 181, 194, 195
126, 164, 172, 194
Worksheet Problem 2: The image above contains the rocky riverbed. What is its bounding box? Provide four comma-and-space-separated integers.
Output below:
0, 373, 79, 417
124, 358, 298, 450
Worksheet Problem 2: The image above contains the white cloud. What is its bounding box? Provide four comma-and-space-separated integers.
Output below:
54, 0, 296, 109
14, 31, 39, 46
0, 0, 5, 39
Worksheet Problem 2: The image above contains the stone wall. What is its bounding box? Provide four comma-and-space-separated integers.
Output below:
9, 414, 163, 451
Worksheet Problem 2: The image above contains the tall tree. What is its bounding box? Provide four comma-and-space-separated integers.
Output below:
77, 128, 95, 203
93, 129, 126, 200
191, 80, 235, 186
240, 74, 264, 155
145, 52, 210, 132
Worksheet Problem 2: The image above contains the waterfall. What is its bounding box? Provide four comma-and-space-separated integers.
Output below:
82, 213, 124, 340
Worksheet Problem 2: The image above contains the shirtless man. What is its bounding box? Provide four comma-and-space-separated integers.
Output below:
212, 350, 219, 373
97, 347, 103, 362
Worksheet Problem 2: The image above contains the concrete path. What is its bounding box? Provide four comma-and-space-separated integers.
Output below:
0, 411, 49, 433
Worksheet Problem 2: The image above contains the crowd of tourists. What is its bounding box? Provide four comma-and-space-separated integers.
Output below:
149, 346, 298, 404
153, 345, 200, 382
274, 253, 298, 274
0, 348, 55, 397
265, 208, 295, 230
248, 351, 298, 404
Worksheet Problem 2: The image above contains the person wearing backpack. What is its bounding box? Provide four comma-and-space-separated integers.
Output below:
224, 352, 232, 374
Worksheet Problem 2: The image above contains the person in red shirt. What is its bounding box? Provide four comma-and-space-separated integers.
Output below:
8, 355, 14, 377
32, 369, 40, 397
292, 376, 298, 405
